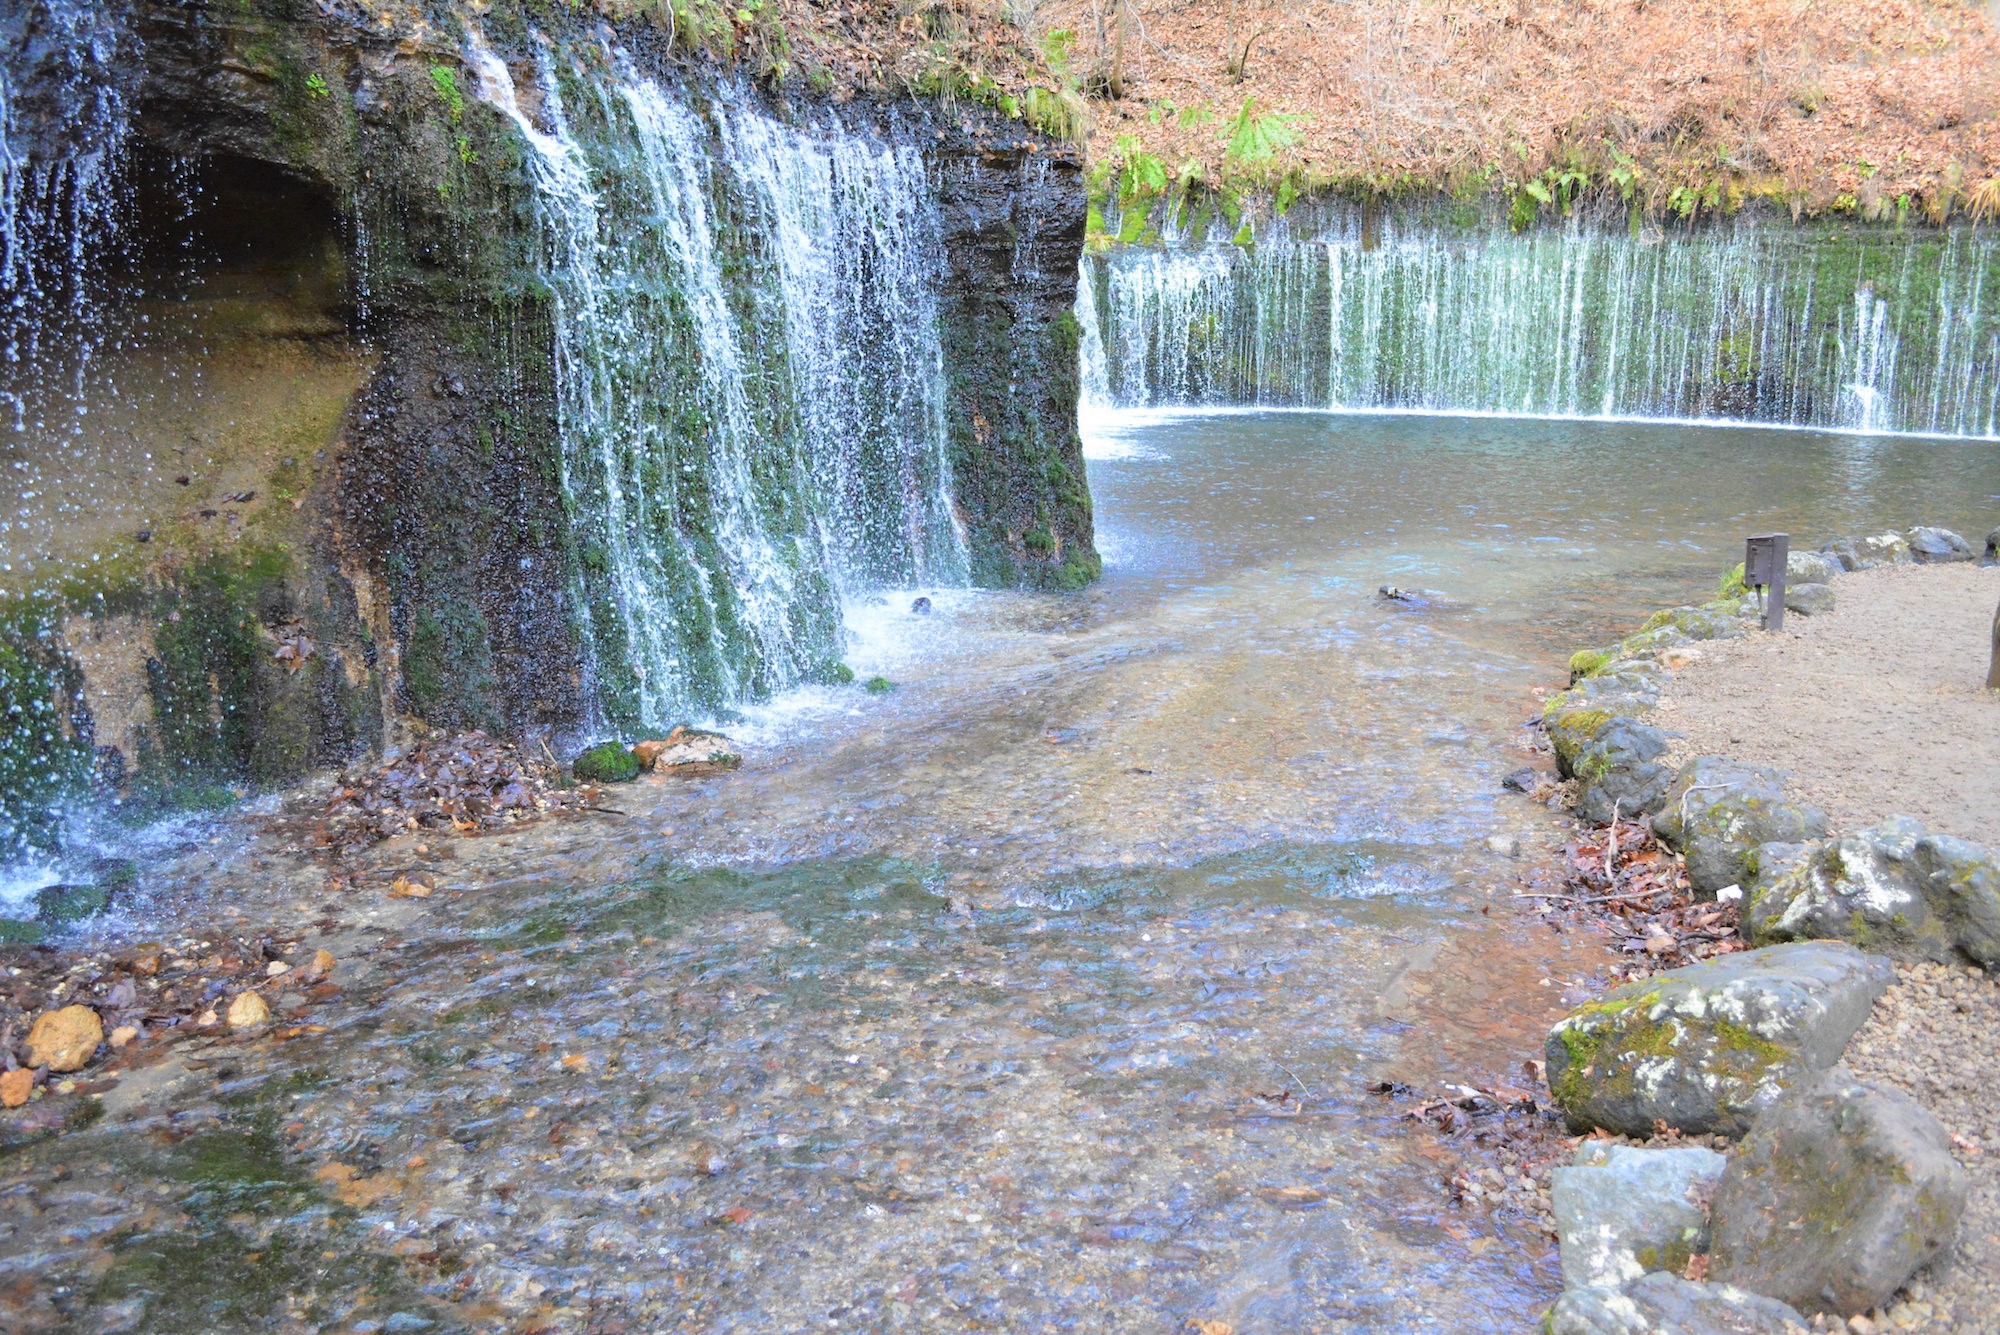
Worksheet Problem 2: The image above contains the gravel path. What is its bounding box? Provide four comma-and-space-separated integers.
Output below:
1646, 561, 2000, 1333
1647, 562, 2000, 842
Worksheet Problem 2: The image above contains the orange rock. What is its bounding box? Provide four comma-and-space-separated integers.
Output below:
26, 1005, 104, 1072
0, 1067, 34, 1108
631, 727, 688, 770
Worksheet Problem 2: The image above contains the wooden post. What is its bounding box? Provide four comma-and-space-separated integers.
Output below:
1989, 595, 2000, 690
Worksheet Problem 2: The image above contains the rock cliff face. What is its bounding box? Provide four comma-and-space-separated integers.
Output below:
0, 0, 1092, 843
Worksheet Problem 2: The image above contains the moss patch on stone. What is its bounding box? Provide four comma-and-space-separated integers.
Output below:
572, 742, 641, 783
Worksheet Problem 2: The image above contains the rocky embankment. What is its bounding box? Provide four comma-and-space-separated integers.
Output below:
1528, 524, 1999, 1333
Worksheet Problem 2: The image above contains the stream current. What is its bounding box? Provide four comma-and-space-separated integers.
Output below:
2, 411, 1997, 1332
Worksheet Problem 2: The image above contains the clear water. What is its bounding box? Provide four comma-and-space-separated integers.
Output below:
7, 410, 1994, 1332
1081, 206, 2000, 438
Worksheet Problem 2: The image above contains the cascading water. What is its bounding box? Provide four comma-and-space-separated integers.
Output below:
0, 2, 135, 888
466, 35, 965, 730
1081, 203, 2000, 438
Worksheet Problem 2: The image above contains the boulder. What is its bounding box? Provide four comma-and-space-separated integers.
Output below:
1746, 819, 2000, 967
1545, 942, 1894, 1137
1573, 718, 1676, 826
1780, 583, 1833, 617
634, 729, 741, 773
1652, 758, 1829, 898
1785, 550, 1842, 585
1543, 1272, 1809, 1335
1553, 1143, 1727, 1289
1985, 526, 1999, 565
1822, 533, 1911, 571
1611, 623, 1693, 663
1708, 1068, 1968, 1316
25, 1005, 104, 1072
1903, 526, 1974, 564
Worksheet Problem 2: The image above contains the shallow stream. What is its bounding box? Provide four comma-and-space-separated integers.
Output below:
2, 411, 1996, 1332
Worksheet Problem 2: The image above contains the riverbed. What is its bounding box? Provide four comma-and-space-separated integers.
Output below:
2, 411, 1995, 1333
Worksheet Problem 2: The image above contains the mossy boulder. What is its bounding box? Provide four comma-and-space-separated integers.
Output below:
1543, 1272, 1808, 1335
1708, 1067, 1968, 1316
1572, 717, 1676, 826
1543, 665, 1662, 777
1652, 757, 1828, 898
572, 743, 641, 784
1746, 818, 2000, 967
1552, 1142, 1726, 1290
1544, 941, 1894, 1137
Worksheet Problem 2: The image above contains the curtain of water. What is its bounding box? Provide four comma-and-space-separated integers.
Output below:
1080, 207, 2000, 438
0, 2, 134, 876
466, 36, 965, 729
0, 0, 133, 448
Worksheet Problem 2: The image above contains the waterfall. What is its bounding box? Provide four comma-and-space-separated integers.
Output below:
0, 0, 134, 437
1080, 204, 2000, 439
467, 36, 965, 729
0, 2, 134, 882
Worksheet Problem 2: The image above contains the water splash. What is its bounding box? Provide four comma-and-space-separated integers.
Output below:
1081, 205, 2000, 439
467, 34, 965, 730
0, 0, 134, 437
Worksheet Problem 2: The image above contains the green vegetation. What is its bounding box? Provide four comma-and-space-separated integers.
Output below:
1568, 648, 1610, 681
863, 675, 896, 694
573, 742, 642, 783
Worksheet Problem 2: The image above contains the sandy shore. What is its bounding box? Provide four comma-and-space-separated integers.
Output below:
1648, 562, 2000, 843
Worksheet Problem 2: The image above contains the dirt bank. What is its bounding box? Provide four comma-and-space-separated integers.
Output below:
1648, 562, 2000, 843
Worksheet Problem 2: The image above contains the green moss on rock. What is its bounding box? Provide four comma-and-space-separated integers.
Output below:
573, 742, 641, 783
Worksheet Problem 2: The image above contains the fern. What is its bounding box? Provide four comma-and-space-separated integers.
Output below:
1223, 98, 1300, 166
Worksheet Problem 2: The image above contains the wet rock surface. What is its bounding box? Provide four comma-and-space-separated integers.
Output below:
25, 1004, 103, 1072
1545, 942, 1894, 1137
1708, 1067, 1968, 1316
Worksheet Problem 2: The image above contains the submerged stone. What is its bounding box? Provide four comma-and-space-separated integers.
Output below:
1545, 941, 1894, 1137
1552, 1142, 1726, 1289
1708, 1067, 1967, 1316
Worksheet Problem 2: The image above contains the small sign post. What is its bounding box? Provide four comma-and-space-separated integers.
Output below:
1744, 533, 1789, 632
